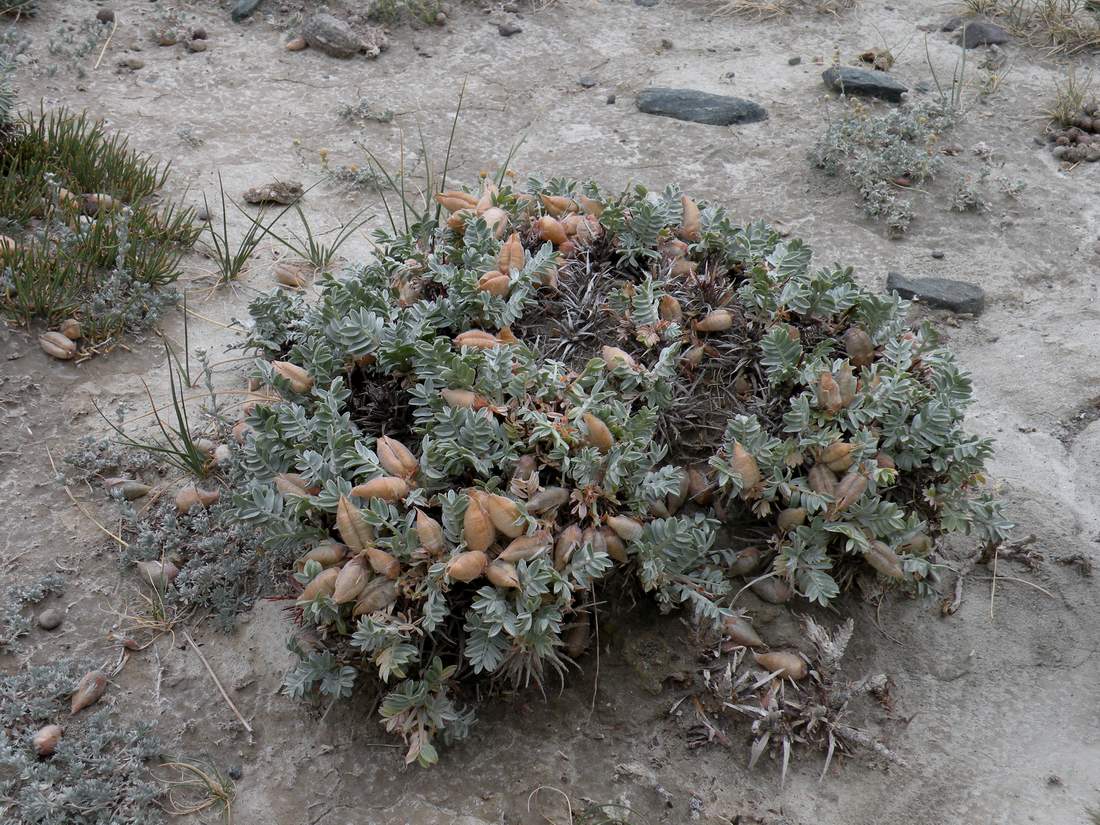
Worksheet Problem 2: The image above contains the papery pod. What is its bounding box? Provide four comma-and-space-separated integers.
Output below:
578, 195, 604, 217
658, 295, 683, 323
337, 496, 374, 551
687, 467, 713, 505
649, 499, 671, 518
671, 257, 696, 277
581, 527, 608, 559
816, 371, 842, 413
415, 509, 445, 555
864, 540, 904, 579
484, 493, 524, 539
434, 190, 478, 212
454, 330, 500, 349
832, 470, 868, 515
601, 345, 636, 369
723, 615, 764, 648
682, 344, 705, 368
232, 420, 252, 444
71, 671, 107, 714
366, 547, 401, 580
39, 331, 77, 360
81, 192, 120, 215
497, 232, 524, 274
56, 187, 80, 209
553, 523, 583, 570
59, 318, 82, 340
350, 476, 410, 503
334, 555, 371, 603
730, 546, 761, 576
446, 209, 472, 232
446, 550, 488, 582
729, 442, 761, 495
820, 441, 855, 473
666, 469, 690, 515
527, 486, 569, 514
353, 578, 398, 616
564, 612, 591, 658
537, 215, 567, 245
463, 493, 495, 552
694, 309, 733, 332
900, 531, 932, 556
486, 560, 521, 589
482, 206, 509, 239
600, 527, 628, 563
679, 195, 701, 241
876, 451, 897, 470
441, 388, 490, 409
835, 363, 857, 407
275, 473, 312, 498
754, 650, 807, 680
561, 214, 584, 236
844, 327, 875, 367
513, 454, 537, 483
271, 361, 313, 394
751, 577, 792, 604
275, 261, 310, 288
498, 529, 552, 563
477, 271, 511, 297
300, 567, 339, 601
606, 514, 643, 542
295, 541, 346, 570
136, 560, 179, 591
104, 478, 150, 500
808, 464, 838, 495
33, 724, 63, 757
377, 435, 419, 479
175, 486, 219, 514
776, 507, 806, 531
583, 412, 613, 452
540, 193, 575, 217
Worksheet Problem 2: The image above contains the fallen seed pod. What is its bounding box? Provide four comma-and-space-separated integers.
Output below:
540, 193, 575, 217
497, 232, 524, 273
730, 546, 761, 576
105, 479, 150, 500
553, 524, 583, 570
136, 560, 179, 591
694, 309, 733, 332
561, 213, 584, 236
232, 420, 252, 444
334, 555, 371, 603
487, 560, 521, 589
447, 209, 471, 232
776, 507, 806, 531
606, 514, 643, 542
820, 441, 855, 473
527, 486, 569, 514
434, 190, 478, 212
33, 724, 63, 757
477, 270, 510, 296
864, 540, 904, 579
377, 435, 419, 479
71, 671, 107, 714
336, 495, 374, 550
730, 442, 761, 495
832, 470, 868, 514
213, 443, 232, 465
679, 195, 701, 241
564, 612, 591, 658
416, 509, 445, 555
175, 487, 219, 514
57, 187, 80, 209
578, 195, 604, 217
666, 469, 690, 515
687, 467, 713, 505
754, 650, 807, 680
537, 215, 567, 245
275, 473, 312, 498
81, 192, 120, 216
751, 577, 792, 604
482, 206, 509, 238
649, 499, 671, 518
844, 327, 875, 367
513, 454, 537, 483
875, 451, 896, 470
300, 567, 339, 600
601, 345, 636, 369
498, 530, 553, 563
463, 494, 495, 552
808, 464, 838, 495
441, 388, 489, 409
454, 330, 500, 349
295, 541, 346, 570
59, 318, 81, 340
600, 527, 628, 562
723, 615, 764, 648
816, 371, 843, 413
671, 257, 696, 277
658, 295, 683, 323
366, 547, 401, 580
835, 363, 857, 407
583, 412, 613, 451
484, 493, 524, 538
353, 578, 398, 616
682, 345, 705, 368
350, 476, 410, 503
446, 550, 488, 582
272, 361, 314, 394
39, 331, 77, 360
274, 261, 310, 288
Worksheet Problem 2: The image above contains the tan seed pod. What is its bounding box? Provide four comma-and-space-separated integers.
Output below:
232, 420, 252, 444
33, 724, 63, 757
606, 514, 643, 542
751, 577, 792, 604
730, 546, 762, 576
366, 547, 401, 580
553, 524, 583, 570
875, 451, 896, 470
527, 486, 569, 514
601, 527, 628, 563
540, 194, 575, 217
39, 331, 77, 360
446, 550, 488, 582
446, 209, 471, 232
679, 195, 701, 241
352, 578, 398, 616
687, 467, 713, 505
434, 190, 479, 212
214, 444, 232, 465
104, 478, 150, 500
583, 412, 613, 452
377, 435, 418, 479
671, 257, 697, 277
536, 215, 568, 246
475, 180, 497, 214
477, 271, 511, 297
463, 494, 495, 552
81, 193, 120, 216
844, 327, 875, 367
333, 555, 371, 603
275, 473, 312, 499
658, 295, 683, 323
776, 507, 806, 532
300, 566, 339, 600
734, 372, 753, 396
59, 318, 81, 340
175, 487, 219, 514
723, 615, 764, 648
808, 464, 838, 495
416, 509, 445, 555
864, 540, 904, 579
275, 261, 310, 289
336, 495, 374, 551
820, 441, 855, 474
832, 470, 868, 514
454, 330, 500, 349
272, 361, 314, 394
835, 363, 857, 407
649, 499, 671, 518
441, 388, 490, 409
484, 494, 524, 539
513, 454, 538, 483
71, 671, 107, 714
350, 476, 410, 503
581, 527, 608, 560
666, 469, 690, 515
136, 560, 179, 591
730, 442, 761, 495
561, 213, 584, 236
481, 206, 509, 239
754, 650, 807, 680
682, 345, 705, 368
564, 612, 591, 658
498, 530, 553, 563
497, 232, 525, 274
295, 541, 347, 570
816, 371, 843, 413
578, 195, 604, 217
486, 560, 521, 589
56, 187, 80, 209
694, 309, 733, 332
601, 345, 636, 370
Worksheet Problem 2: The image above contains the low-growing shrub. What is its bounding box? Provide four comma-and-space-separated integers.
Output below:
231, 172, 1009, 763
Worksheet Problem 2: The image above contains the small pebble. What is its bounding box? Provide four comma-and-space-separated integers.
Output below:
196, 205, 210, 221
186, 39, 208, 52
634, 0, 659, 5
285, 35, 307, 51
119, 57, 145, 69
497, 21, 522, 36
38, 609, 64, 631
606, 93, 616, 104
191, 27, 207, 40
788, 55, 801, 65
228, 765, 243, 780
578, 75, 596, 88
931, 250, 944, 259
96, 8, 115, 24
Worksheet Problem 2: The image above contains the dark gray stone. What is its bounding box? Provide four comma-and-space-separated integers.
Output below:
961, 21, 1009, 48
37, 609, 63, 631
822, 66, 908, 103
788, 55, 801, 65
231, 0, 263, 22
887, 271, 985, 315
497, 21, 522, 36
96, 8, 115, 24
578, 75, 596, 88
303, 13, 361, 58
636, 88, 767, 126
634, 0, 660, 6
931, 250, 944, 259
606, 93, 616, 104
941, 15, 963, 32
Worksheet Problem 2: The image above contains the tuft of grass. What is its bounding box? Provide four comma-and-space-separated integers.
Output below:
1046, 67, 1094, 125
256, 197, 372, 273
157, 758, 235, 823
710, 0, 857, 17
964, 0, 1100, 54
202, 173, 297, 283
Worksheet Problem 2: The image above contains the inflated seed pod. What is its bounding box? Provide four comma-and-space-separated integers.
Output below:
816, 371, 843, 413
527, 486, 570, 514
482, 206, 509, 239
600, 527, 628, 563
415, 509, 445, 555
808, 464, 838, 495
377, 435, 419, 479
581, 527, 608, 560
844, 327, 875, 367
513, 454, 537, 483
497, 232, 525, 274
687, 467, 713, 505
232, 420, 253, 444
498, 530, 553, 563
604, 514, 642, 542
564, 612, 591, 658
875, 451, 896, 470
754, 650, 807, 680
820, 441, 855, 474
578, 195, 604, 216
475, 181, 498, 214
730, 546, 761, 577
366, 547, 401, 580
446, 550, 488, 582
750, 577, 792, 604
694, 309, 733, 332
59, 318, 82, 340
454, 330, 500, 349
835, 363, 857, 407
136, 560, 179, 591
333, 555, 371, 603
729, 442, 761, 494
434, 190, 479, 212
272, 361, 314, 394
463, 494, 495, 553
446, 209, 472, 232
776, 507, 806, 532
484, 493, 525, 539
350, 476, 410, 503
486, 560, 521, 589
864, 540, 904, 579
679, 195, 701, 242
657, 295, 683, 323
601, 345, 636, 370
648, 499, 671, 518
583, 412, 614, 451
275, 473, 312, 499
832, 470, 868, 514
70, 671, 107, 714
295, 541, 346, 571
477, 271, 511, 296
554, 523, 583, 570
175, 487, 219, 514
274, 261, 310, 288
540, 193, 575, 217
39, 331, 77, 360
441, 388, 490, 409
537, 215, 567, 245
899, 531, 932, 556
33, 724, 63, 757
352, 578, 398, 616
300, 566, 339, 601
666, 469, 691, 515
337, 496, 374, 551
723, 615, 764, 648
682, 345, 706, 369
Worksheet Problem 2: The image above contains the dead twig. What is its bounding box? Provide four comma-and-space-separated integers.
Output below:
183, 631, 254, 736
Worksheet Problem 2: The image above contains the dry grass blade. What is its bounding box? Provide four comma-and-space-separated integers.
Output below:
157, 758, 234, 823
113, 588, 194, 649
184, 632, 254, 736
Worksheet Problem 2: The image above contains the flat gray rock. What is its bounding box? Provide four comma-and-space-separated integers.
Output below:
636, 88, 767, 126
887, 271, 985, 315
303, 13, 361, 58
960, 21, 1009, 48
822, 66, 908, 103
